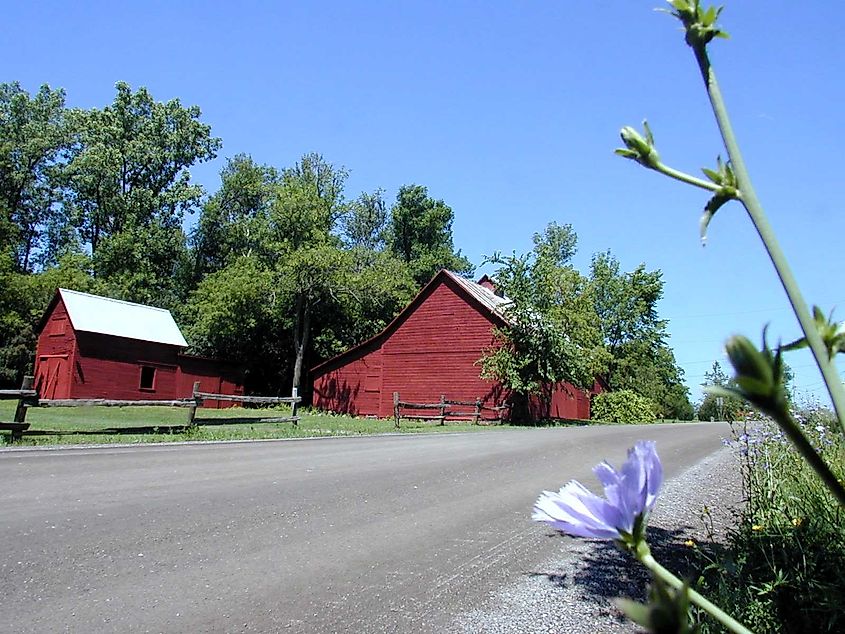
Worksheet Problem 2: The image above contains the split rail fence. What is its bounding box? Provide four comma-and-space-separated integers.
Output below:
0, 376, 301, 441
392, 391, 508, 428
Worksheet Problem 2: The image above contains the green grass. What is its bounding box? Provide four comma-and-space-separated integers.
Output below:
0, 400, 508, 446
695, 408, 845, 633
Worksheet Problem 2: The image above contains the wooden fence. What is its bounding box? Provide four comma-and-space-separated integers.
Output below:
0, 376, 301, 441
191, 386, 300, 426
392, 392, 508, 428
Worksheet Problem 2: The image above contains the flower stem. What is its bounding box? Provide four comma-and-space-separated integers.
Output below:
638, 547, 754, 634
690, 45, 845, 442
654, 162, 721, 193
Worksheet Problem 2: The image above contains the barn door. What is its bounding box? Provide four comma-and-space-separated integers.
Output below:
37, 356, 67, 399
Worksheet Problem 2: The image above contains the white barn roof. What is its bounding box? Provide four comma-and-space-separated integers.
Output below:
58, 289, 188, 347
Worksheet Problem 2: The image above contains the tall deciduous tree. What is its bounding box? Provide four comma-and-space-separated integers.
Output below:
271, 153, 350, 394
480, 223, 609, 414
190, 154, 279, 279
61, 82, 220, 305
388, 184, 473, 285
589, 251, 692, 419
0, 82, 70, 271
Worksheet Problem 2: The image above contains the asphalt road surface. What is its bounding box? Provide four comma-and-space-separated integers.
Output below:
1, 423, 730, 633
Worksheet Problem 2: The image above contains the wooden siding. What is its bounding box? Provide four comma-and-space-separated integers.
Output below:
177, 354, 244, 408
72, 332, 182, 400
312, 349, 382, 416
311, 271, 598, 421
33, 298, 75, 399
380, 277, 501, 417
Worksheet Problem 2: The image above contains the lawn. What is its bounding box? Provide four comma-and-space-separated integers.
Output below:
0, 400, 504, 446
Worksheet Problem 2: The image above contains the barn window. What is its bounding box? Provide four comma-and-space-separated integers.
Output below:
49, 318, 67, 336
139, 366, 156, 391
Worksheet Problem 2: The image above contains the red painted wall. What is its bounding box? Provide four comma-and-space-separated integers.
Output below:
177, 354, 244, 408
33, 299, 75, 399
379, 277, 502, 417
72, 332, 182, 400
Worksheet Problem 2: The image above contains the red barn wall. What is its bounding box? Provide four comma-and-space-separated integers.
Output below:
380, 278, 504, 417
33, 299, 76, 399
312, 348, 382, 416
71, 332, 182, 400
177, 354, 244, 408
311, 274, 597, 421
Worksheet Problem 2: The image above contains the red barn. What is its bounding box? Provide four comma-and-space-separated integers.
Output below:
311, 270, 601, 421
34, 289, 243, 406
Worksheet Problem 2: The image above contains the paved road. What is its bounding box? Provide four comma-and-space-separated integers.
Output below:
1, 424, 729, 633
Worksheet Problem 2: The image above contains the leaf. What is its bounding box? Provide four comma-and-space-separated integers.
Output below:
701, 167, 721, 184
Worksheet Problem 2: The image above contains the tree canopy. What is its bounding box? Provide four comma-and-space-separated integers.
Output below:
0, 80, 692, 412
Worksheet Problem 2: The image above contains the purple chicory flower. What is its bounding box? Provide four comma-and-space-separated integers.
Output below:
533, 441, 663, 543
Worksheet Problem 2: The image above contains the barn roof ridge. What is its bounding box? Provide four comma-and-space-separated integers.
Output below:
59, 288, 174, 313
55, 288, 189, 348
310, 269, 510, 375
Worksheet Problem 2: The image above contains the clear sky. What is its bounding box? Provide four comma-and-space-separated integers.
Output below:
6, 1, 844, 405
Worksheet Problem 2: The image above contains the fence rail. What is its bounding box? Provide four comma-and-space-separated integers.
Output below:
392, 392, 508, 428
0, 376, 302, 440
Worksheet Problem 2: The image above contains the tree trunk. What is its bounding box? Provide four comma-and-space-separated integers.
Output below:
291, 293, 311, 395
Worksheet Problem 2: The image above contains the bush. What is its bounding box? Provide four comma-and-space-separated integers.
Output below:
591, 390, 656, 424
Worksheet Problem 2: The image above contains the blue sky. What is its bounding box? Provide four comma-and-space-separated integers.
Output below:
7, 1, 845, 404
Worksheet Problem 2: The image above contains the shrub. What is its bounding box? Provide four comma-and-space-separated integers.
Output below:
591, 390, 656, 424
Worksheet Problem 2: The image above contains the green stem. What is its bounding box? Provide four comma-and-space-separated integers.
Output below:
654, 162, 721, 193
638, 546, 755, 634
691, 44, 845, 440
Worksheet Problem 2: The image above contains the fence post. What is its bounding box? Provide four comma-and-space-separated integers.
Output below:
14, 375, 33, 424
473, 398, 481, 425
439, 394, 446, 425
291, 387, 299, 426
187, 381, 201, 426
393, 391, 400, 428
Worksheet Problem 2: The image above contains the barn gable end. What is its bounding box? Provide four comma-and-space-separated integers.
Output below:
311, 270, 596, 421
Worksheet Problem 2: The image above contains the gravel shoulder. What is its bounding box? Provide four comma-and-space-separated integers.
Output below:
452, 445, 742, 633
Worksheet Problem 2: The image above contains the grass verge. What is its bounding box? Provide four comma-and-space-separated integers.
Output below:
695, 407, 845, 633
0, 400, 508, 446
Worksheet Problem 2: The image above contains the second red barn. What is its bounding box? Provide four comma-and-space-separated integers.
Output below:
311, 270, 602, 421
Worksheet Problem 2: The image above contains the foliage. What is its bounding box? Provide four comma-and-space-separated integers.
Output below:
181, 257, 282, 392
591, 389, 657, 424
697, 361, 745, 421
480, 223, 608, 400
190, 154, 279, 279
388, 184, 473, 285
590, 251, 692, 419
0, 82, 70, 271
62, 82, 220, 255
697, 409, 845, 633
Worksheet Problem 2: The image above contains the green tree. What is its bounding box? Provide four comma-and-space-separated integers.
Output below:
342, 189, 388, 252
181, 257, 282, 392
0, 82, 70, 271
388, 184, 473, 285
697, 360, 745, 421
590, 251, 692, 419
62, 82, 220, 303
190, 154, 279, 279
480, 223, 609, 416
270, 153, 350, 394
